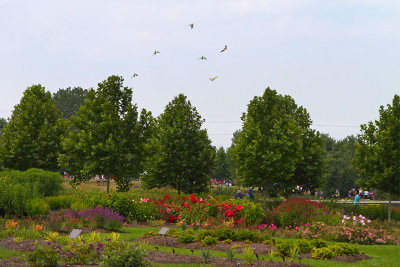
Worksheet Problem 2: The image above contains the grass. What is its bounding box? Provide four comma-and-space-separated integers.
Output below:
0, 246, 24, 259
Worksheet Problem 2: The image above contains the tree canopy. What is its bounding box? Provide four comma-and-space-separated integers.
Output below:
58, 75, 153, 192
0, 85, 65, 171
354, 94, 400, 220
142, 94, 215, 194
53, 87, 88, 119
322, 134, 359, 198
212, 147, 231, 180
0, 118, 6, 135
233, 87, 324, 195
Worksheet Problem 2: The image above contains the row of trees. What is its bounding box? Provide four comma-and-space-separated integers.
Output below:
0, 76, 399, 206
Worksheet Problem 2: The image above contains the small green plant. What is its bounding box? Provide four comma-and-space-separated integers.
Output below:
265, 250, 276, 262
222, 239, 232, 244
178, 234, 195, 244
202, 236, 218, 246
200, 249, 213, 263
289, 246, 300, 262
226, 248, 236, 260
242, 246, 255, 265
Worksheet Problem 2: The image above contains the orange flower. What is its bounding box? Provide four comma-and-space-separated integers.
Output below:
5, 220, 19, 229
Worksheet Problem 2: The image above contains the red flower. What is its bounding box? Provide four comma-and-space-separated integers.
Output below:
190, 194, 197, 203
176, 215, 180, 220
237, 217, 244, 224
236, 205, 243, 211
168, 215, 175, 222
107, 194, 111, 198
165, 194, 169, 200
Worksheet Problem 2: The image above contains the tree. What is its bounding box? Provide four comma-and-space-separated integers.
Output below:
142, 94, 215, 194
58, 75, 153, 193
226, 130, 241, 183
233, 88, 324, 195
322, 135, 359, 198
53, 87, 88, 119
0, 118, 7, 135
354, 94, 400, 220
0, 85, 65, 171
213, 147, 230, 180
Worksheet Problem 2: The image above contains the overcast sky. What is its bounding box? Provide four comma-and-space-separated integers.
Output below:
0, 0, 399, 148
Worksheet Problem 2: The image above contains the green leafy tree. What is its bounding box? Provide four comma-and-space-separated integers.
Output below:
0, 118, 7, 135
59, 75, 153, 193
142, 94, 215, 194
226, 130, 241, 184
52, 87, 88, 119
293, 128, 325, 195
0, 85, 65, 171
233, 88, 324, 195
322, 134, 359, 198
212, 147, 230, 180
354, 94, 400, 220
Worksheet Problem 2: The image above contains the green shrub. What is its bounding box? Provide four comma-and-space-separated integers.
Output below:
312, 247, 335, 260
104, 219, 123, 232
25, 198, 50, 217
235, 199, 264, 225
0, 183, 34, 216
178, 234, 195, 244
196, 230, 214, 241
102, 245, 148, 267
202, 236, 218, 246
310, 239, 328, 248
275, 241, 291, 259
294, 240, 312, 253
214, 228, 237, 241
70, 201, 89, 212
0, 168, 62, 197
45, 195, 74, 210
27, 242, 59, 267
236, 229, 260, 242
330, 243, 359, 256
312, 243, 359, 260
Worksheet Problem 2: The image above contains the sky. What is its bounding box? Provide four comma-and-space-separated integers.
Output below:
0, 0, 399, 148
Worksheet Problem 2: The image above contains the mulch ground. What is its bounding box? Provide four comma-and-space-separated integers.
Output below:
145, 250, 309, 266
138, 235, 275, 254
140, 236, 371, 263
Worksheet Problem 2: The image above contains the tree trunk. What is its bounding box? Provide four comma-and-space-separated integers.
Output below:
107, 177, 110, 194
388, 189, 392, 221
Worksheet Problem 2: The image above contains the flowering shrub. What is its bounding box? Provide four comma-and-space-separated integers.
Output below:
274, 198, 333, 227
342, 214, 371, 226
